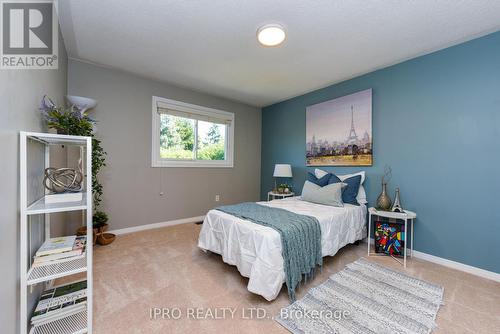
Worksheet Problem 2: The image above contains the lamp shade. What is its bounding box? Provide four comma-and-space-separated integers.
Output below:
273, 164, 292, 177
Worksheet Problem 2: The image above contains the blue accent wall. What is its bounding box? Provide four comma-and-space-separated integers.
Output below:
261, 31, 500, 273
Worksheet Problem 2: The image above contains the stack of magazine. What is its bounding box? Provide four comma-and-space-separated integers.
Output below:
33, 235, 86, 267
31, 280, 87, 326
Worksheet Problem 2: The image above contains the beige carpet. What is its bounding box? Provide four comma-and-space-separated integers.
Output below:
87, 223, 499, 334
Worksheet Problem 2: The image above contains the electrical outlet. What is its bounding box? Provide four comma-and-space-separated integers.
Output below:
215, 195, 220, 202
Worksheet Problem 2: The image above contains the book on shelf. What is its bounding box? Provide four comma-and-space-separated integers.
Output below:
33, 236, 87, 267
36, 236, 77, 257
31, 280, 87, 326
44, 192, 83, 204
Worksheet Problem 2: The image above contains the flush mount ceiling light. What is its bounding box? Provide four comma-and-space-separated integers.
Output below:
257, 24, 286, 47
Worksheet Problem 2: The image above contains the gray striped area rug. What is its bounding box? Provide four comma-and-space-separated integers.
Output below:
276, 257, 444, 334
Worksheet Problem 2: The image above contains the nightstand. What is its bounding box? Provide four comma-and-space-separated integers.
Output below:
367, 207, 417, 267
267, 191, 295, 201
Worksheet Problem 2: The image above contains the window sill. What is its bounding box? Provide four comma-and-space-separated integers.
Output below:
152, 160, 233, 168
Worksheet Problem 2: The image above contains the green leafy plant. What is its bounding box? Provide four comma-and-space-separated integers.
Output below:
91, 137, 106, 210
42, 105, 93, 136
92, 211, 109, 229
40, 96, 107, 227
197, 142, 225, 160
277, 183, 292, 193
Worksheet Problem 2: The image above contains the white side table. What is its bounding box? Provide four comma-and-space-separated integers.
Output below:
267, 191, 295, 201
367, 207, 417, 267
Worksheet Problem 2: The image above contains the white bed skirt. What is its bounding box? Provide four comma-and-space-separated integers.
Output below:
197, 198, 367, 301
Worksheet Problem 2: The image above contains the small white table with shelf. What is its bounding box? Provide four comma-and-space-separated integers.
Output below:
267, 191, 295, 201
367, 207, 416, 268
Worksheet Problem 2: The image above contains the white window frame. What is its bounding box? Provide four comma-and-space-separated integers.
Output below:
152, 96, 234, 168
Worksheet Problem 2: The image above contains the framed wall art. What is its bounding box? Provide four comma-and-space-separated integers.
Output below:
306, 89, 372, 166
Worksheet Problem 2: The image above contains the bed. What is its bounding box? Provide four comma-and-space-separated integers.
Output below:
197, 196, 367, 301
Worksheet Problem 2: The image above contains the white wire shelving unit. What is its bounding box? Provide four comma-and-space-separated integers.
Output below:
20, 132, 93, 334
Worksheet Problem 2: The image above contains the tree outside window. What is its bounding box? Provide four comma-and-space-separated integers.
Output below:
160, 115, 225, 160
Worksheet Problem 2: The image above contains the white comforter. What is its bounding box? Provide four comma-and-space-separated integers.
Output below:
197, 197, 367, 301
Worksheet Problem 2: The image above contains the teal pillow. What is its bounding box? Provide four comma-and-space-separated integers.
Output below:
301, 181, 344, 207
307, 172, 330, 187
329, 174, 361, 205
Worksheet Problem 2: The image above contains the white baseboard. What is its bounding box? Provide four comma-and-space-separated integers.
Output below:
363, 237, 500, 282
108, 215, 205, 235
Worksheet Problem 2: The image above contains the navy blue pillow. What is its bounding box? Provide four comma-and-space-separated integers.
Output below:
328, 174, 361, 206
307, 172, 331, 187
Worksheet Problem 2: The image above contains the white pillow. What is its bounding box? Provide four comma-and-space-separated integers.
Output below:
314, 168, 329, 179
337, 171, 366, 185
315, 169, 365, 184
301, 181, 344, 207
357, 186, 367, 204
314, 169, 368, 205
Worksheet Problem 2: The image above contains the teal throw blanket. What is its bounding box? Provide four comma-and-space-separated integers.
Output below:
216, 202, 322, 301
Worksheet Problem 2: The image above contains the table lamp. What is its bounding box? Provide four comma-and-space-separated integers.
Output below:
273, 164, 292, 191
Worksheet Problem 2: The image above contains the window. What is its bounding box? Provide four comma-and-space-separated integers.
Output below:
152, 96, 234, 167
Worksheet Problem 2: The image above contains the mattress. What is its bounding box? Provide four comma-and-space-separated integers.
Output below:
197, 197, 367, 301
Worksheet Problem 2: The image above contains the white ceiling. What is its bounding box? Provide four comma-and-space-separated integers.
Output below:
59, 1, 500, 107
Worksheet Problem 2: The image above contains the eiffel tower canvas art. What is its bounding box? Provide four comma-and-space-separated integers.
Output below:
306, 89, 372, 166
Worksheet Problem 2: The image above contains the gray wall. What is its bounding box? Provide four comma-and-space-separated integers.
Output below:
68, 59, 262, 230
0, 34, 68, 334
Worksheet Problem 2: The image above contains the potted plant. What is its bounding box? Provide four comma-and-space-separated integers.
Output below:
93, 211, 115, 245
93, 211, 108, 229
77, 211, 113, 245
41, 96, 114, 245
278, 183, 292, 194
